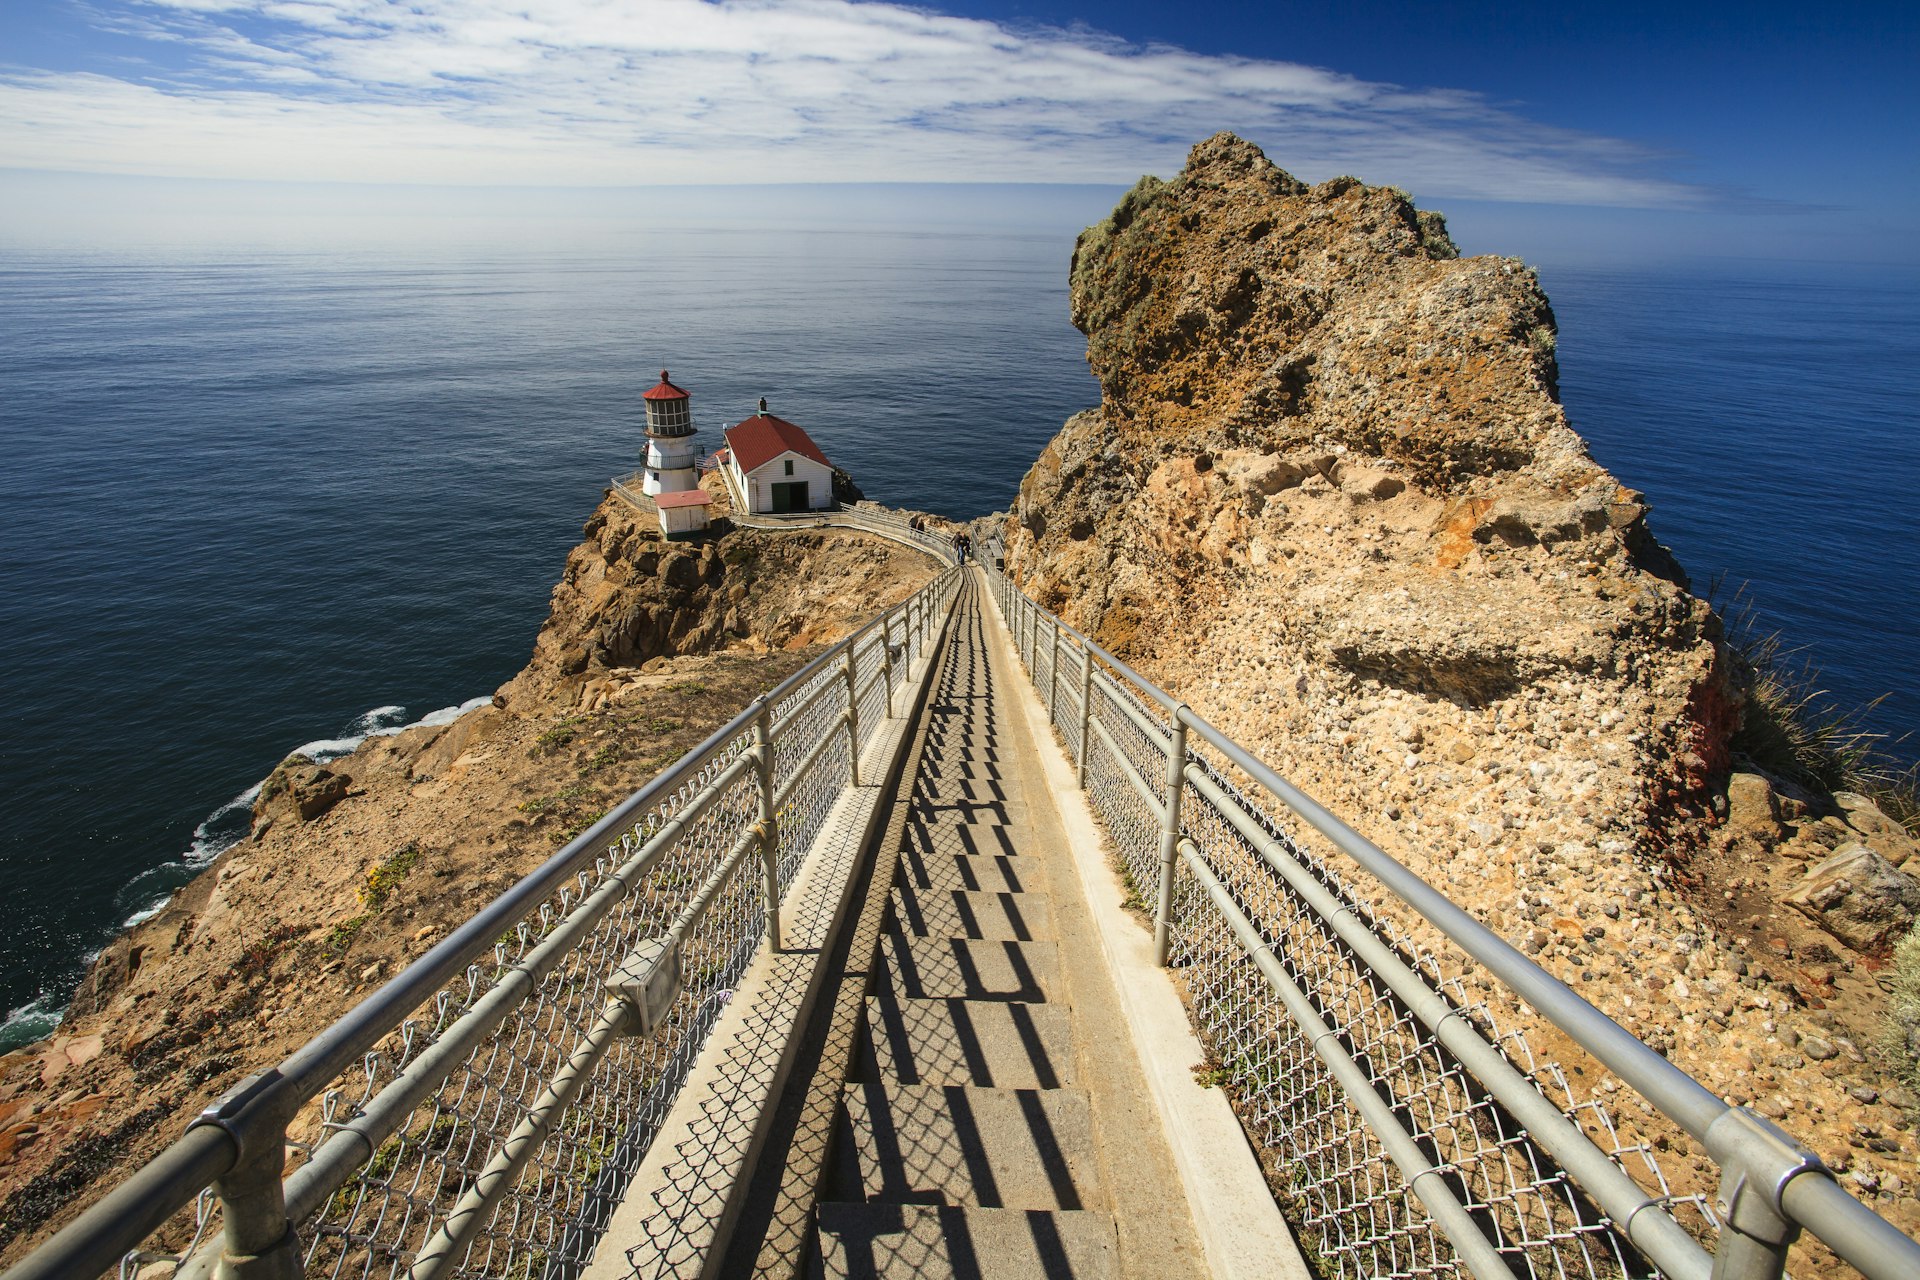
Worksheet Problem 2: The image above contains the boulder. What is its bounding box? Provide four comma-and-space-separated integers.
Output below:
1835, 792, 1918, 867
252, 755, 351, 835
1781, 844, 1920, 952
1721, 770, 1785, 854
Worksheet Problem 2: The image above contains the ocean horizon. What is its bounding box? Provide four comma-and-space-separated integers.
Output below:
1, 211, 1915, 1050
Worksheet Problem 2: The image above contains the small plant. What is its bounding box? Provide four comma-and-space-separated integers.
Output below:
1881, 925, 1920, 1102
236, 922, 300, 978
557, 808, 610, 845
1192, 1059, 1234, 1090
325, 914, 370, 955
535, 717, 582, 752
359, 842, 424, 909
645, 717, 681, 735
584, 744, 621, 772
669, 681, 708, 696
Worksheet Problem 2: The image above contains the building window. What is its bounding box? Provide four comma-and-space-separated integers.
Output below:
784, 459, 794, 475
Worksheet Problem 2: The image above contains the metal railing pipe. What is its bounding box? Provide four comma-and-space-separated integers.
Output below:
1181, 761, 1713, 1280
753, 709, 782, 954
1780, 1168, 1920, 1280
1173, 703, 1729, 1145
1, 1126, 235, 1280
1047, 618, 1060, 723
1179, 841, 1519, 1280
879, 610, 897, 717
841, 652, 861, 787
1075, 639, 1092, 788
1152, 714, 1189, 966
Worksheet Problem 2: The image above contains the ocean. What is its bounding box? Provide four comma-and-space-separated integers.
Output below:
1, 221, 1914, 1049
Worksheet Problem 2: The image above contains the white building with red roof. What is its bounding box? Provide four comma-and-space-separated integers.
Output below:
719, 399, 835, 515
653, 487, 712, 539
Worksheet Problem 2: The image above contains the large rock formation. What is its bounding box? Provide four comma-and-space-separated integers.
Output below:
1007, 134, 1920, 1240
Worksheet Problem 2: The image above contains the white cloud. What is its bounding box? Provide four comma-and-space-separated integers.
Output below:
0, 0, 1702, 205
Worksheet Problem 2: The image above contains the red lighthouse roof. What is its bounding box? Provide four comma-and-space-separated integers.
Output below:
642, 370, 690, 401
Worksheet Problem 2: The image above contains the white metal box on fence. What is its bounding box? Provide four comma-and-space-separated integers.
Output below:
614, 937, 683, 1037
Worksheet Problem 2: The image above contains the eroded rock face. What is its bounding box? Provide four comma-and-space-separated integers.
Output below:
1010, 133, 1731, 856
1004, 134, 1920, 1245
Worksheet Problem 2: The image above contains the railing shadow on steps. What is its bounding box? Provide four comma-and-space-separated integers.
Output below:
5, 565, 965, 1280
979, 556, 1920, 1280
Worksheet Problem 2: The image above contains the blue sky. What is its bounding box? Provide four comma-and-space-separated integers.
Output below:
1, 0, 1913, 263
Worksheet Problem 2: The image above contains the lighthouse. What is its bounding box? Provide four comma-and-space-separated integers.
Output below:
640, 369, 700, 497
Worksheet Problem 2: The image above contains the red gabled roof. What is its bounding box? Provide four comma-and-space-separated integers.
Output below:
724, 412, 831, 474
655, 489, 712, 508
643, 369, 690, 402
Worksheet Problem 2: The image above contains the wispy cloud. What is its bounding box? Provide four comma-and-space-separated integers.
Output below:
0, 0, 1701, 205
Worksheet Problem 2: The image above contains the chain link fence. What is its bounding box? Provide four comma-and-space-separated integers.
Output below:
983, 563, 1920, 1280
11, 566, 958, 1280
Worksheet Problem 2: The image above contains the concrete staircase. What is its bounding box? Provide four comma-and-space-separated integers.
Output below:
813, 589, 1127, 1279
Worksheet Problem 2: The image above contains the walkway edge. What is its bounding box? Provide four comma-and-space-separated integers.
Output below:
581, 594, 960, 1280
977, 570, 1310, 1280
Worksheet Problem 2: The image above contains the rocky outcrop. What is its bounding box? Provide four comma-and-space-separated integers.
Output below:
0, 495, 939, 1262
1007, 134, 1920, 1244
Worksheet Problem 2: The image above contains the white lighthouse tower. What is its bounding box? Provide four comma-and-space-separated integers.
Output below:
640, 369, 700, 496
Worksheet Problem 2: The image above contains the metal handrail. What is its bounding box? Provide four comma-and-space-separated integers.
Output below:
608, 474, 960, 566
981, 562, 1920, 1280
9, 564, 962, 1280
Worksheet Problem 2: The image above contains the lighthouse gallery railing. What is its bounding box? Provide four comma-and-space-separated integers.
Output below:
8, 561, 961, 1280
982, 559, 1920, 1280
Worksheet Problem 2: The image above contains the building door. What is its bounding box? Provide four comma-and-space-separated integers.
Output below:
771, 481, 808, 513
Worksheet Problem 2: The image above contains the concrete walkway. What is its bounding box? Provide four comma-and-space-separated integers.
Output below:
807, 577, 1211, 1279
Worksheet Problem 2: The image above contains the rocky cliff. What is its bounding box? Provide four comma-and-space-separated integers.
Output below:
0, 495, 937, 1259
1007, 134, 1920, 1239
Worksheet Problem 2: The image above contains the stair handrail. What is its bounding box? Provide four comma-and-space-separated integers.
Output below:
7, 565, 963, 1280
980, 559, 1920, 1280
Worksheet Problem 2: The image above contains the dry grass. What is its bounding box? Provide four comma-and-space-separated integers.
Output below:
1715, 579, 1918, 830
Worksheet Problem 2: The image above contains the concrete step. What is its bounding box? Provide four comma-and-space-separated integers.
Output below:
835, 1081, 1102, 1210
912, 776, 1026, 806
901, 820, 1028, 870
817, 1203, 1117, 1279
907, 795, 1031, 827
866, 994, 1075, 1089
899, 849, 1049, 897
913, 740, 1006, 771
892, 882, 1053, 943
880, 933, 1059, 1003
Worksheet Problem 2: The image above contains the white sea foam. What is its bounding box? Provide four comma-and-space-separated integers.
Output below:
38, 693, 496, 1047
0, 991, 66, 1053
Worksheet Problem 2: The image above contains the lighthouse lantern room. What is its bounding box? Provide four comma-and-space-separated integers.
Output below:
641, 370, 700, 497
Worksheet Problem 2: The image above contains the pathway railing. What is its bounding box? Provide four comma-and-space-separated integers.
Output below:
9, 566, 962, 1280
609, 473, 959, 566
982, 561, 1920, 1280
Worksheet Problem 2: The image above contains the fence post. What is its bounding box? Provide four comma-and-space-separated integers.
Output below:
880, 610, 897, 717
1704, 1108, 1821, 1280
194, 1078, 302, 1280
752, 702, 782, 952
1153, 711, 1189, 966
1047, 618, 1060, 725
1076, 642, 1093, 789
842, 650, 861, 787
